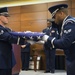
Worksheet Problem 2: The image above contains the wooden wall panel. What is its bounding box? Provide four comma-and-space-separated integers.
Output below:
21, 20, 47, 32
21, 3, 47, 13
47, 11, 52, 19
68, 8, 72, 15
7, 22, 21, 31
71, 0, 75, 1
8, 6, 21, 14
72, 9, 75, 16
21, 11, 47, 21
72, 1, 75, 8
71, 0, 75, 16
9, 14, 21, 22
48, 1, 71, 8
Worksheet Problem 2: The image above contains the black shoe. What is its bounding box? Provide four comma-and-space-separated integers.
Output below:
50, 70, 55, 73
25, 68, 29, 71
22, 68, 25, 70
44, 71, 50, 73
22, 68, 28, 71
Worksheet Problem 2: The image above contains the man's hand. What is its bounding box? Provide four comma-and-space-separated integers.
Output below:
21, 45, 26, 48
36, 40, 45, 44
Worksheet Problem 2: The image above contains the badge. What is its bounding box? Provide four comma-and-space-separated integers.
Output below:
51, 30, 55, 33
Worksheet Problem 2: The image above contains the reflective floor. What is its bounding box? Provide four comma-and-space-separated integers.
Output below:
19, 70, 66, 75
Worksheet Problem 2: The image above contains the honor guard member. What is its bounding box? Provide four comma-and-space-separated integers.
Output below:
21, 41, 31, 71
42, 4, 75, 75
42, 20, 59, 73
0, 7, 26, 75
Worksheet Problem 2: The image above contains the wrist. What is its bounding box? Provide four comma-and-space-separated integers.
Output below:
47, 37, 56, 48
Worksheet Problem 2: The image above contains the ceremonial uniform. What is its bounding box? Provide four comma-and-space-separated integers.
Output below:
21, 41, 31, 70
43, 22, 59, 73
43, 4, 75, 75
0, 7, 25, 75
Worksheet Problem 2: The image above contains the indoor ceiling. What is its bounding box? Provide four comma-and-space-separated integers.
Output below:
0, 0, 67, 8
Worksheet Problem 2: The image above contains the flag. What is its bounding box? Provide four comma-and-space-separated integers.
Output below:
9, 31, 45, 41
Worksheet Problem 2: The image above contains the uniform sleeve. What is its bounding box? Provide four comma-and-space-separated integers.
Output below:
0, 27, 25, 45
52, 22, 75, 49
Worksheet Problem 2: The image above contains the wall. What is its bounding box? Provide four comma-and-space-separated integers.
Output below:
7, 1, 71, 32
71, 0, 75, 16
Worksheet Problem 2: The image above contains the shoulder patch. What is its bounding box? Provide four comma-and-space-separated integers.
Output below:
0, 30, 4, 35
64, 29, 71, 34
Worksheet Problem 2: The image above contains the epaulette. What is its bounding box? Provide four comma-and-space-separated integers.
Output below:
64, 18, 75, 25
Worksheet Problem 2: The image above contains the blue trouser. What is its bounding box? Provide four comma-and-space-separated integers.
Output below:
66, 60, 75, 75
21, 52, 30, 70
12, 50, 16, 68
44, 45, 56, 71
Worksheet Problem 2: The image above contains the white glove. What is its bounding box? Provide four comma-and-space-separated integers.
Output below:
36, 41, 45, 44
27, 40, 36, 45
24, 31, 31, 33
42, 35, 49, 42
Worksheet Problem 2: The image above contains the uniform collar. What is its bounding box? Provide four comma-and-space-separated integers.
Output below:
63, 15, 69, 24
0, 24, 5, 28
62, 15, 69, 28
60, 15, 69, 36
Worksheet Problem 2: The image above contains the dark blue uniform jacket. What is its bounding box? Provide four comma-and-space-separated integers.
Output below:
0, 25, 25, 69
43, 23, 59, 48
48, 16, 75, 61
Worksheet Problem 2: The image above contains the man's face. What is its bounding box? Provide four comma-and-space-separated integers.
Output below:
0, 14, 9, 25
54, 11, 63, 25
47, 22, 51, 27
